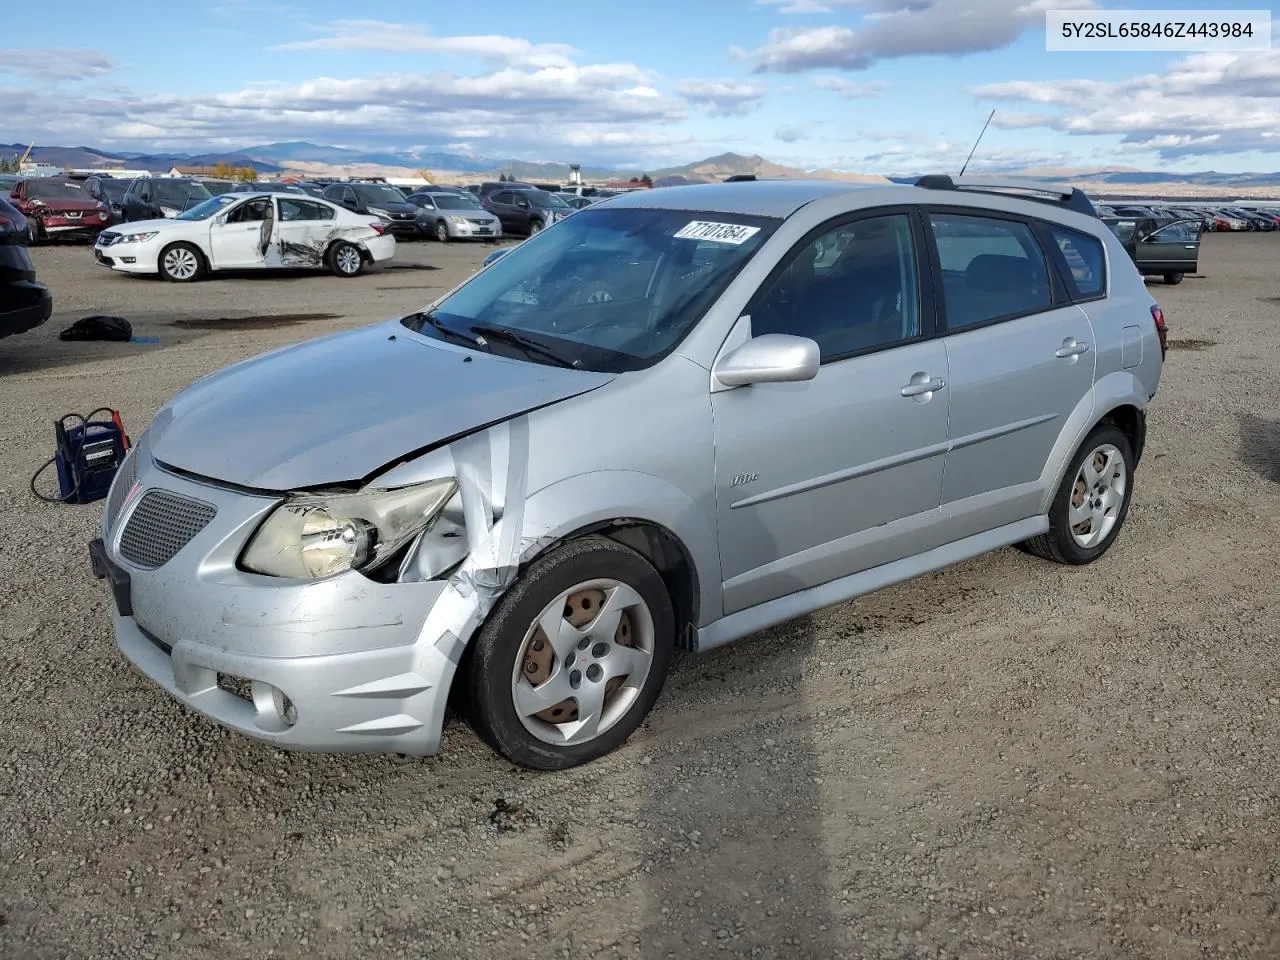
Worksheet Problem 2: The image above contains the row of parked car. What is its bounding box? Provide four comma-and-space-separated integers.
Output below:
1098, 201, 1280, 232
0, 171, 608, 248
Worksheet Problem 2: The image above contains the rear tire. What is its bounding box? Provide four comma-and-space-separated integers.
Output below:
464, 536, 675, 771
326, 240, 364, 277
157, 242, 205, 282
1022, 423, 1134, 565
1164, 272, 1184, 285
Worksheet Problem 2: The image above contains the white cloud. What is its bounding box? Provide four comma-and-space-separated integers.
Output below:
972, 50, 1280, 158
676, 78, 768, 116
272, 20, 581, 69
812, 76, 889, 97
0, 56, 695, 169
751, 0, 1097, 72
0, 49, 115, 81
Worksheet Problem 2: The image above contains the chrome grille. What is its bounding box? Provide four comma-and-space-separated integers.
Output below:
104, 448, 140, 532
118, 490, 216, 569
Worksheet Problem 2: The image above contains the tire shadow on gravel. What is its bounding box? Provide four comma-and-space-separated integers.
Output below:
1238, 413, 1280, 483
640, 613, 840, 960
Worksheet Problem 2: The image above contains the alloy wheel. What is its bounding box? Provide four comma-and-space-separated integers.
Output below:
336, 245, 361, 274
163, 247, 198, 280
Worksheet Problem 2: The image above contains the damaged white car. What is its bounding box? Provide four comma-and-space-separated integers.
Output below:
93, 192, 396, 281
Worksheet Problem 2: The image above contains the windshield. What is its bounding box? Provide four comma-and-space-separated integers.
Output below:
402, 207, 778, 372
1105, 220, 1139, 242
353, 184, 408, 205
26, 180, 90, 200
432, 194, 482, 210
99, 180, 129, 201
153, 179, 213, 209
176, 194, 239, 221
526, 191, 569, 209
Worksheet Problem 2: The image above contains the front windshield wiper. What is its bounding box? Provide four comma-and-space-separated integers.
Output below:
404, 310, 481, 347
467, 323, 581, 370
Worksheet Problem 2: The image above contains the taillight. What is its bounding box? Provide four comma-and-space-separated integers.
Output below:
1150, 304, 1168, 359
370, 222, 386, 235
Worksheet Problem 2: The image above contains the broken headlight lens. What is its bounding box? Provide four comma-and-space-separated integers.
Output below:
368, 206, 393, 220
240, 478, 458, 580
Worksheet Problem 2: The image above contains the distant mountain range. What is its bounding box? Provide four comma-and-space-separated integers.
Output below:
7, 141, 1280, 190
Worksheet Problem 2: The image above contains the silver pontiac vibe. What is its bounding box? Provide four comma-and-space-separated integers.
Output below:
90, 177, 1165, 771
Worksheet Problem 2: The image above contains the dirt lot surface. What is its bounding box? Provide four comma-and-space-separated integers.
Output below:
2, 235, 1278, 960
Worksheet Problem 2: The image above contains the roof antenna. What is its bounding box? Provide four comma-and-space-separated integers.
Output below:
959, 109, 995, 177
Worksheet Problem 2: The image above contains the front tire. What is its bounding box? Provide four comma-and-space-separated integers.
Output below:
434, 220, 450, 243
26, 220, 42, 246
1022, 423, 1135, 565
157, 242, 205, 282
528, 219, 543, 237
327, 240, 364, 277
465, 536, 675, 771
1164, 272, 1184, 285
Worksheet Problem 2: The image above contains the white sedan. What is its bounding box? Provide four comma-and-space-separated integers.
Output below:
93, 192, 396, 281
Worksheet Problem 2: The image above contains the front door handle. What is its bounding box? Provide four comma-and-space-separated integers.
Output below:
900, 374, 946, 397
1055, 338, 1090, 358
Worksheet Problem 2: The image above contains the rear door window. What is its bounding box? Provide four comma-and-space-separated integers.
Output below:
928, 213, 1053, 330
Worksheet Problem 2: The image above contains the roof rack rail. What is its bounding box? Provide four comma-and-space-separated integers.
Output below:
914, 174, 1097, 218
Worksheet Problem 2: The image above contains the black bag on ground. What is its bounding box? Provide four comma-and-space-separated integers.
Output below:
59, 315, 133, 342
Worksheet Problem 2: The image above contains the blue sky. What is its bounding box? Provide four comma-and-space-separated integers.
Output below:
3, 0, 1279, 173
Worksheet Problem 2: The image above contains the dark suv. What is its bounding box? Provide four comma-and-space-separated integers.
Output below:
82, 175, 130, 226
321, 182, 427, 237
120, 177, 213, 221
481, 187, 573, 236
0, 196, 53, 341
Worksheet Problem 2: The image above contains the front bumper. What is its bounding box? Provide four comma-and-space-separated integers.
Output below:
95, 242, 159, 273
44, 221, 108, 241
90, 449, 461, 755
445, 219, 501, 240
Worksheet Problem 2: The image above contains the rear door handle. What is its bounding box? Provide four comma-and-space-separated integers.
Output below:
1055, 338, 1090, 358
900, 376, 946, 397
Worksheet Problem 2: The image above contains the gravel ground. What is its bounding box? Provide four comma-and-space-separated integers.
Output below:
2, 234, 1278, 960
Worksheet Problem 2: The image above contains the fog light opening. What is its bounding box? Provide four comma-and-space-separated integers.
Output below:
273, 687, 298, 727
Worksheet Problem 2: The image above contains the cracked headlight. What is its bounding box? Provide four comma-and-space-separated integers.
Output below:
240, 478, 458, 579
368, 206, 393, 220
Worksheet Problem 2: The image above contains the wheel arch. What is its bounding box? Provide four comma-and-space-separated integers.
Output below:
1039, 372, 1150, 515
509, 470, 721, 643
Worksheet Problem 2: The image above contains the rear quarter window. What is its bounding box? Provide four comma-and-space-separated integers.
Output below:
1048, 225, 1106, 300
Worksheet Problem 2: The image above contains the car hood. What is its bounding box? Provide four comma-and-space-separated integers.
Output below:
100, 218, 188, 238
372, 202, 419, 215
29, 198, 102, 214
146, 319, 616, 490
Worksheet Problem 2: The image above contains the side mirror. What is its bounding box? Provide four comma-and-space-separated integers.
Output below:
713, 330, 820, 388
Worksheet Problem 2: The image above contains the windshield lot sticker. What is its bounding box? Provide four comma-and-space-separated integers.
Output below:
673, 221, 761, 244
